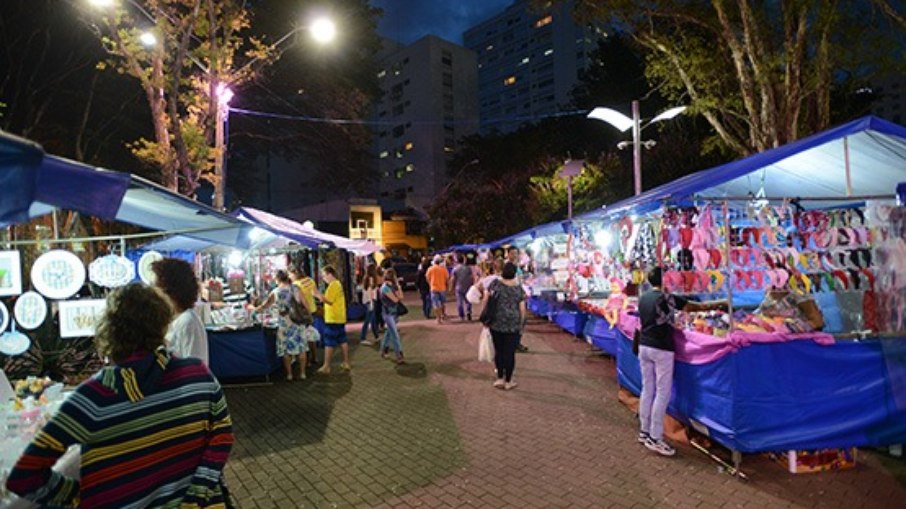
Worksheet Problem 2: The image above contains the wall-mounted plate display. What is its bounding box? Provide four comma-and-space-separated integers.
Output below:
89, 254, 135, 288
0, 250, 23, 297
0, 300, 9, 334
0, 321, 30, 356
58, 299, 106, 338
31, 250, 86, 300
138, 251, 163, 285
14, 291, 47, 330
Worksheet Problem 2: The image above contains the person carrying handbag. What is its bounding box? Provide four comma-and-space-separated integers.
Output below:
484, 262, 525, 390
379, 268, 406, 364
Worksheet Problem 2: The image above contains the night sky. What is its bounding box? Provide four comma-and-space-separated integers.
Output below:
370, 0, 514, 45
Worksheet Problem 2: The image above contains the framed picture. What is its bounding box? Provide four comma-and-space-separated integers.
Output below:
58, 299, 106, 338
0, 250, 23, 297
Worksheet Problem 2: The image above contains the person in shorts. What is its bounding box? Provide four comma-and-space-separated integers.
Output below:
314, 265, 351, 374
425, 255, 450, 324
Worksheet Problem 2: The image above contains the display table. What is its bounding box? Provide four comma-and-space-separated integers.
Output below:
208, 326, 281, 381
582, 315, 620, 355
613, 315, 906, 453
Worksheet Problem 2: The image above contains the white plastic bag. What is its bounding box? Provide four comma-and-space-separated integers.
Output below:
466, 284, 483, 305
478, 327, 495, 362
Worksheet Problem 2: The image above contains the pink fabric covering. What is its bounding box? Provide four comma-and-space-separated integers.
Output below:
617, 311, 835, 365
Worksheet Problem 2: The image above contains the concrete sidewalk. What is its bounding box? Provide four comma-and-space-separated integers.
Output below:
222, 299, 906, 508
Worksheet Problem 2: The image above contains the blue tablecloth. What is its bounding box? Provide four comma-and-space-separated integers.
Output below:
616, 330, 906, 453
208, 327, 281, 380
583, 315, 620, 355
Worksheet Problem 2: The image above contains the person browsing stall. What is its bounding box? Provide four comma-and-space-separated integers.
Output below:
6, 283, 234, 508
313, 265, 351, 373
152, 257, 209, 366
637, 267, 726, 457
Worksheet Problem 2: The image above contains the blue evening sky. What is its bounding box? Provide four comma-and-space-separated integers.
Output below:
370, 0, 514, 45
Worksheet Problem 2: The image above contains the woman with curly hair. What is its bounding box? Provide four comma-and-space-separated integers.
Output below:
6, 283, 235, 508
152, 257, 209, 365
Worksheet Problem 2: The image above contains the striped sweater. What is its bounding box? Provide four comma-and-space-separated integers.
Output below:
6, 347, 234, 508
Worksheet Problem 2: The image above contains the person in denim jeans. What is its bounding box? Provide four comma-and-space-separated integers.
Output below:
360, 265, 380, 345
452, 254, 476, 321
416, 256, 432, 319
379, 268, 406, 364
637, 267, 725, 456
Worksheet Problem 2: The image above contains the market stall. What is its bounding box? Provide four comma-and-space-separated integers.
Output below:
480, 116, 906, 463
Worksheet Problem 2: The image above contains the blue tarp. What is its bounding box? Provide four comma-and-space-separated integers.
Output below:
0, 130, 261, 248
615, 331, 906, 453
583, 315, 620, 355
578, 115, 906, 221
208, 327, 280, 380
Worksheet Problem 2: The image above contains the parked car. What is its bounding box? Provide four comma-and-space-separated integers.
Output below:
393, 263, 419, 290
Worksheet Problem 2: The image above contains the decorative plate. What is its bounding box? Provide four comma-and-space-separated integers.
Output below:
138, 251, 163, 285
14, 291, 47, 330
31, 250, 86, 300
0, 301, 8, 333
89, 254, 135, 288
0, 321, 31, 356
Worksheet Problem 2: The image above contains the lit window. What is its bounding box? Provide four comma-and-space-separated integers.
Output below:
404, 142, 414, 150
486, 44, 494, 51
535, 15, 552, 28
520, 57, 530, 65
377, 69, 386, 78
405, 164, 415, 172
504, 76, 517, 86
379, 151, 389, 158
444, 146, 454, 153
544, 48, 554, 56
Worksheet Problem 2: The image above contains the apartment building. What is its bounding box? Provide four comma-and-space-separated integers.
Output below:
463, 0, 601, 133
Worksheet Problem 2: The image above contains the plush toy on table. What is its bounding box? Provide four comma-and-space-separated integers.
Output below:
603, 277, 628, 328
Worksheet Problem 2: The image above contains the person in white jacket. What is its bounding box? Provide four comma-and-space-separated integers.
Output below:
152, 258, 209, 366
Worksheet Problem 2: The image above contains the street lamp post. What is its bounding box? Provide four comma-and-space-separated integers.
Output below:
587, 101, 687, 196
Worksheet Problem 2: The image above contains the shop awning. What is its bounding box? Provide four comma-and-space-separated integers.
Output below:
578, 115, 906, 221
234, 207, 380, 256
0, 130, 261, 248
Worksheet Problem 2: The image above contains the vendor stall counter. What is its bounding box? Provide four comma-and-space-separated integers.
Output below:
208, 326, 281, 381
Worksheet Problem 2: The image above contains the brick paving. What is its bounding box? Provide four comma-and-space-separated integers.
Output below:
222, 298, 906, 508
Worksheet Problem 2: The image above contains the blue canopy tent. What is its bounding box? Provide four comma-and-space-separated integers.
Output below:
487, 116, 906, 455
0, 131, 263, 248
576, 115, 906, 222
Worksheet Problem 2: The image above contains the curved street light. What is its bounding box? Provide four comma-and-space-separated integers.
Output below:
587, 101, 687, 196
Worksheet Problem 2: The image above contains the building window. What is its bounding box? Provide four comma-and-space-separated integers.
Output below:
404, 142, 414, 151
519, 57, 530, 66
442, 73, 453, 86
535, 15, 552, 28
377, 69, 386, 78
504, 76, 517, 86
392, 103, 404, 116
392, 125, 405, 138
486, 44, 494, 51
379, 151, 389, 159
544, 48, 554, 56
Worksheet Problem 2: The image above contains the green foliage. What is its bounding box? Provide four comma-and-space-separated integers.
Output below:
562, 0, 905, 155
529, 155, 621, 223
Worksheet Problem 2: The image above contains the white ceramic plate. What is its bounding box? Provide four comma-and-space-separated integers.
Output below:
14, 291, 47, 330
138, 251, 163, 285
31, 250, 86, 300
89, 254, 135, 288
0, 322, 31, 356
0, 301, 8, 333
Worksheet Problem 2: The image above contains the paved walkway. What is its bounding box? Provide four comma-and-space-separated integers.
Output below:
222, 298, 906, 508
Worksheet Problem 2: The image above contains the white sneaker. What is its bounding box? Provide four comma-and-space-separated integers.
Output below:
644, 438, 676, 456
637, 431, 650, 443
361, 339, 374, 346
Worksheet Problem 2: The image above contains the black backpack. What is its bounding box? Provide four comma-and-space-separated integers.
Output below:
479, 281, 499, 327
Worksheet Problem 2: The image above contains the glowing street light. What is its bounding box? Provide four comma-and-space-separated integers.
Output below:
139, 31, 157, 46
587, 101, 687, 196
310, 17, 337, 44
87, 0, 115, 7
